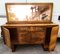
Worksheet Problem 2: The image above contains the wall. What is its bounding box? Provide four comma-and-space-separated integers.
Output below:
0, 0, 60, 37
0, 17, 7, 37
0, 0, 26, 15
0, 0, 60, 16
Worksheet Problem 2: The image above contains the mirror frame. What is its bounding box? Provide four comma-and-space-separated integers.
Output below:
5, 3, 53, 24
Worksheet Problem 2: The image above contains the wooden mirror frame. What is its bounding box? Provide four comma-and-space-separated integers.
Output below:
5, 3, 53, 24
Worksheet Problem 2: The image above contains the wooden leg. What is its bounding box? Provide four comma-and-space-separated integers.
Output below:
11, 45, 15, 52
43, 45, 54, 51
43, 44, 48, 51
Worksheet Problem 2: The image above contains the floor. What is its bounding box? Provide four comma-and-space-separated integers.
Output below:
0, 39, 60, 54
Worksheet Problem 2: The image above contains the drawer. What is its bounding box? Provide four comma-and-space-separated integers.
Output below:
17, 27, 30, 31
17, 26, 46, 32
35, 27, 46, 31
29, 27, 45, 31
18, 32, 27, 36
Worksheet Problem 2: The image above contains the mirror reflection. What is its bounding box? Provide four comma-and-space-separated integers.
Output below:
6, 4, 52, 21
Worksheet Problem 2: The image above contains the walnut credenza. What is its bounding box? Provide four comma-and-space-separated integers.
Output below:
1, 23, 59, 52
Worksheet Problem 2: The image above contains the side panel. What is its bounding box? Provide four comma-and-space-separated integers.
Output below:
2, 27, 11, 48
49, 26, 59, 51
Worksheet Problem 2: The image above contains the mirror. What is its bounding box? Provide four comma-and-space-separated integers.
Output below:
6, 3, 53, 22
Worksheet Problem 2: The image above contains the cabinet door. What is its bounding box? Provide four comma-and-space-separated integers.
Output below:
3, 27, 11, 48
49, 26, 59, 51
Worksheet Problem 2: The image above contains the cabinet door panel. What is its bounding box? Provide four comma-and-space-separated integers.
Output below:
3, 27, 11, 48
49, 26, 59, 51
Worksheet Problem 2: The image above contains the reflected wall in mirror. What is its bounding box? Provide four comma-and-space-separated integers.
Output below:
6, 3, 53, 22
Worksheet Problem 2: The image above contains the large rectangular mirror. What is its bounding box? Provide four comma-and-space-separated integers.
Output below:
5, 3, 53, 23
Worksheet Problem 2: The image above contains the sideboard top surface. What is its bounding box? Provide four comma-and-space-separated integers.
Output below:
2, 23, 58, 28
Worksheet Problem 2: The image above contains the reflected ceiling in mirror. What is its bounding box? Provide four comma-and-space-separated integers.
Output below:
6, 3, 53, 22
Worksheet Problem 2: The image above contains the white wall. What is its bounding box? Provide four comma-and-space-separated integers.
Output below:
0, 0, 60, 15
0, 0, 60, 16
0, 0, 26, 15
0, 17, 7, 37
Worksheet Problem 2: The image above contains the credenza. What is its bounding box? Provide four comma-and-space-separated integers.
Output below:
1, 23, 59, 52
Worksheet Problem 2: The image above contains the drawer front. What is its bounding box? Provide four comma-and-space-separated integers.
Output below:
35, 27, 45, 31
17, 26, 45, 32
31, 32, 45, 44
17, 27, 29, 31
